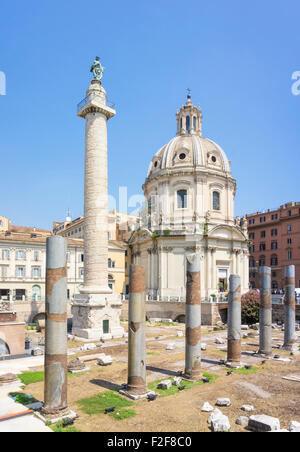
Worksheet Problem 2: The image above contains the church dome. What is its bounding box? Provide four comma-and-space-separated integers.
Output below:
146, 94, 231, 182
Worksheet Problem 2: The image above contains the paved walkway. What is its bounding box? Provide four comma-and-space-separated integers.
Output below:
0, 359, 51, 432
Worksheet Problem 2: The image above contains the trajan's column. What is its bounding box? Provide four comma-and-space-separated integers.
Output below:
72, 58, 124, 340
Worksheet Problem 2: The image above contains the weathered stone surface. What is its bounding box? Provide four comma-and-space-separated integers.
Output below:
289, 421, 300, 432
202, 402, 214, 412
98, 355, 113, 366
236, 416, 249, 426
177, 331, 184, 337
216, 398, 231, 407
173, 377, 182, 386
0, 373, 18, 384
31, 348, 44, 356
208, 408, 223, 424
68, 358, 86, 371
166, 343, 175, 350
242, 404, 254, 412
248, 414, 280, 432
211, 415, 231, 432
81, 343, 97, 351
157, 380, 172, 390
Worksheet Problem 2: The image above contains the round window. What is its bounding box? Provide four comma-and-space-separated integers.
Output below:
211, 156, 217, 163
179, 153, 186, 160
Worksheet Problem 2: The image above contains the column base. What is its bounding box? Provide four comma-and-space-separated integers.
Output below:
119, 389, 156, 401
36, 408, 77, 425
225, 361, 243, 369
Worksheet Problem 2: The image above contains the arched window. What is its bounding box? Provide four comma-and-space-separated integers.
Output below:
249, 257, 255, 268
193, 116, 196, 130
212, 191, 220, 211
108, 274, 114, 293
177, 190, 187, 209
186, 116, 190, 133
272, 281, 278, 290
259, 256, 265, 267
271, 255, 278, 266
32, 285, 41, 302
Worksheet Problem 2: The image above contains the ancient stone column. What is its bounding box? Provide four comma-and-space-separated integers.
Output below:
283, 265, 297, 350
258, 266, 272, 356
72, 68, 124, 340
43, 236, 69, 418
184, 253, 202, 379
227, 274, 241, 366
127, 264, 147, 395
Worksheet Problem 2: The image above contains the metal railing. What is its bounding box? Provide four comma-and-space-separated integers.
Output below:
77, 92, 115, 112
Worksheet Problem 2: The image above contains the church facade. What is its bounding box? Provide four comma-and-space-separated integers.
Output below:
130, 95, 249, 299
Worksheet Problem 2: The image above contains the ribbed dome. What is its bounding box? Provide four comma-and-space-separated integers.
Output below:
147, 134, 231, 179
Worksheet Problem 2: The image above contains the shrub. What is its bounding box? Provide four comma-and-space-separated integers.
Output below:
241, 290, 260, 325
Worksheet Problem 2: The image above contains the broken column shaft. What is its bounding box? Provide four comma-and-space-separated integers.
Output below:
283, 265, 296, 350
127, 264, 147, 394
43, 236, 69, 417
258, 266, 272, 356
184, 253, 202, 379
227, 274, 241, 366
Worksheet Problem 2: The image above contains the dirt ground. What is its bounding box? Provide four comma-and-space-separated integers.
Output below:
25, 323, 300, 432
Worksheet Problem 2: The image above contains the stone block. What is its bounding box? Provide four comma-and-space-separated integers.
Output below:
215, 338, 225, 345
81, 343, 97, 351
201, 343, 207, 351
236, 416, 249, 426
211, 415, 231, 432
31, 348, 44, 356
98, 355, 113, 366
202, 402, 214, 412
248, 414, 280, 432
208, 409, 223, 424
157, 380, 172, 390
241, 405, 254, 412
173, 377, 182, 386
166, 343, 175, 350
289, 421, 300, 432
216, 398, 231, 407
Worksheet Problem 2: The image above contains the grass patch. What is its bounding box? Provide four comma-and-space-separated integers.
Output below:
148, 372, 218, 397
146, 352, 159, 356
213, 349, 227, 355
9, 392, 37, 405
77, 391, 134, 415
230, 366, 259, 375
19, 371, 44, 386
51, 421, 81, 433
109, 408, 136, 421
67, 371, 88, 378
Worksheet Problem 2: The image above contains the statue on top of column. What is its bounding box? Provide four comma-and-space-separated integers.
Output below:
90, 57, 104, 81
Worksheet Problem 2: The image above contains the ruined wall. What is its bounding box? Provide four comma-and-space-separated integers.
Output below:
272, 304, 300, 323
121, 300, 224, 326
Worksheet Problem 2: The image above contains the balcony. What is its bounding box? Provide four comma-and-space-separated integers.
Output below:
77, 92, 115, 116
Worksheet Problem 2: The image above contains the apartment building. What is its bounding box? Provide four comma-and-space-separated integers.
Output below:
246, 202, 300, 290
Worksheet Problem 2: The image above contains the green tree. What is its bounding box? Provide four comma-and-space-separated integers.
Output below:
241, 290, 260, 325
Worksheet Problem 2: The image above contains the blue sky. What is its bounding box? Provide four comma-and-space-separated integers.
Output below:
0, 0, 299, 229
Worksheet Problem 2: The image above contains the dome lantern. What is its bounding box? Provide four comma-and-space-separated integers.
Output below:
176, 91, 202, 136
